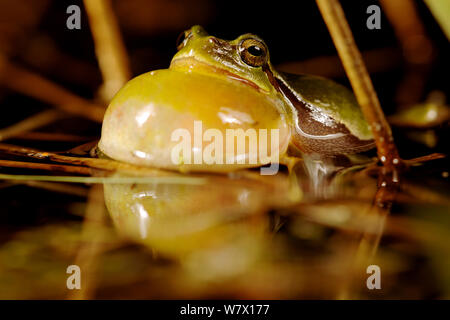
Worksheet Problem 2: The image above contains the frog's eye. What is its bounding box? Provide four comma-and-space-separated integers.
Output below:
239, 38, 268, 67
176, 30, 191, 50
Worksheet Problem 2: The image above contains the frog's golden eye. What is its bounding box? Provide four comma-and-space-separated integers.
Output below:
239, 38, 268, 67
176, 30, 191, 50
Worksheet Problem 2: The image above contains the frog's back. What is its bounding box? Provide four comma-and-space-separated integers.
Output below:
276, 72, 375, 155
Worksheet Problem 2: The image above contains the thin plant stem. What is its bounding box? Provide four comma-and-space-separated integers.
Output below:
277, 47, 401, 78
84, 0, 131, 101
380, 0, 433, 65
380, 0, 434, 107
405, 153, 445, 164
11, 132, 94, 142
316, 0, 402, 174
0, 143, 161, 175
16, 180, 89, 197
0, 110, 64, 141
315, 0, 403, 299
67, 184, 105, 299
0, 57, 105, 122
0, 159, 93, 175
424, 0, 450, 41
0, 173, 206, 185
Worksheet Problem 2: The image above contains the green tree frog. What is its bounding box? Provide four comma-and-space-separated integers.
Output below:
99, 26, 374, 172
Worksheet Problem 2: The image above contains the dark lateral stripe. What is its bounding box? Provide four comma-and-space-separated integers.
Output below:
263, 66, 374, 155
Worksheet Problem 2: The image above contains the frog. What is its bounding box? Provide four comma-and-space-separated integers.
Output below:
99, 25, 374, 173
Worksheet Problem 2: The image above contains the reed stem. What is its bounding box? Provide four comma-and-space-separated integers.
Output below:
0, 58, 105, 122
316, 0, 402, 174
84, 0, 131, 101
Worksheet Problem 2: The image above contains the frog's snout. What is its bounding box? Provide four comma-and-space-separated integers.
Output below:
188, 25, 209, 38
177, 25, 209, 50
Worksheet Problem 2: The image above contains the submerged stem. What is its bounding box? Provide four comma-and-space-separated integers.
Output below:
0, 159, 93, 175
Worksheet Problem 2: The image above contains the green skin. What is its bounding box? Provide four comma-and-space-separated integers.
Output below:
171, 26, 374, 155
99, 25, 375, 173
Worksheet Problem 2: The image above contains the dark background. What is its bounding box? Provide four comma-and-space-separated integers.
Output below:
0, 0, 448, 234
8, 0, 449, 108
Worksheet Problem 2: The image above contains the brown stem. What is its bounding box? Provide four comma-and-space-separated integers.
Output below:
67, 184, 106, 299
276, 47, 401, 78
15, 180, 89, 197
380, 0, 434, 108
316, 0, 404, 299
0, 159, 92, 175
405, 152, 446, 165
380, 0, 434, 66
315, 0, 402, 173
10, 132, 94, 142
0, 57, 105, 122
0, 110, 64, 141
84, 0, 131, 102
0, 143, 163, 175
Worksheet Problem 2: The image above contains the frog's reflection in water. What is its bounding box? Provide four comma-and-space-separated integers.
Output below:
103, 171, 296, 259
102, 162, 376, 283
299, 153, 373, 199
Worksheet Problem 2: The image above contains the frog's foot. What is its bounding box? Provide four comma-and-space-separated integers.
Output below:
279, 155, 303, 201
279, 155, 303, 174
